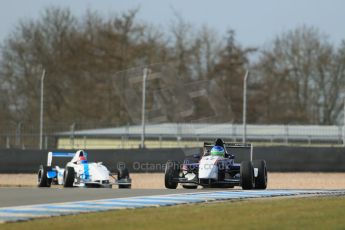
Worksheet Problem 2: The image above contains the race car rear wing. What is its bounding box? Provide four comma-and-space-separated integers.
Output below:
47, 152, 87, 167
203, 142, 254, 161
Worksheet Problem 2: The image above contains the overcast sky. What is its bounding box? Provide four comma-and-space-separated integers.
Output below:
0, 0, 344, 48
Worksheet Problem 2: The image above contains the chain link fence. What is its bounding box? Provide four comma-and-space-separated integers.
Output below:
112, 63, 233, 125
1, 122, 344, 149
1, 63, 344, 149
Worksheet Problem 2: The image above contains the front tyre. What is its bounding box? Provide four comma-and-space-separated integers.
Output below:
253, 160, 267, 189
240, 161, 254, 190
37, 165, 52, 187
118, 168, 131, 189
63, 167, 75, 188
165, 160, 179, 189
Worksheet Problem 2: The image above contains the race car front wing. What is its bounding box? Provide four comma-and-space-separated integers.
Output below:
173, 177, 240, 186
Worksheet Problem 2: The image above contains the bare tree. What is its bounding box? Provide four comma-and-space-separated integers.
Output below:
213, 30, 256, 123
2, 6, 343, 131
255, 26, 345, 124
168, 14, 195, 79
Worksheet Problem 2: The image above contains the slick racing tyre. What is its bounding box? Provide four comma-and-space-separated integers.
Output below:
165, 160, 179, 189
63, 166, 75, 187
118, 167, 131, 189
240, 161, 254, 190
37, 165, 52, 187
253, 160, 267, 189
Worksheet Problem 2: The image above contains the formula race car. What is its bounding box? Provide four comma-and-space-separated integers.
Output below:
165, 139, 267, 190
37, 150, 131, 188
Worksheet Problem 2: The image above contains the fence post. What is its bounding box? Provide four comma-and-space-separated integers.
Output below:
159, 136, 162, 148
44, 136, 48, 149
121, 136, 125, 149
83, 136, 87, 149
6, 136, 10, 149
232, 125, 237, 142
140, 68, 149, 149
338, 126, 342, 144
39, 69, 46, 150
242, 70, 249, 144
15, 122, 22, 147
70, 123, 75, 149
343, 98, 345, 146
285, 125, 289, 145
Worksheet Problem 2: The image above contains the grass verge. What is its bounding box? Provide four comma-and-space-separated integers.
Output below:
1, 196, 345, 230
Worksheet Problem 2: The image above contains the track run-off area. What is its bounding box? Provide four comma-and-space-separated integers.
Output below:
0, 188, 345, 223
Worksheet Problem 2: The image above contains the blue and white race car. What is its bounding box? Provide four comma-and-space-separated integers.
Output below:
165, 139, 267, 190
37, 150, 131, 188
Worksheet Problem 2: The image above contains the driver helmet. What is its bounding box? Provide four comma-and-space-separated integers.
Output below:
210, 145, 225, 157
78, 156, 87, 164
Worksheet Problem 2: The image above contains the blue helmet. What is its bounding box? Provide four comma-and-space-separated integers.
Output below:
210, 146, 225, 157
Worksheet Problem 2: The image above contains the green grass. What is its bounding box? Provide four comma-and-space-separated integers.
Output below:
2, 196, 345, 230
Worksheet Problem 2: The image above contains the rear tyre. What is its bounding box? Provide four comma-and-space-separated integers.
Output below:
165, 160, 179, 189
37, 165, 52, 187
240, 161, 254, 190
63, 166, 75, 187
253, 160, 267, 189
118, 168, 131, 189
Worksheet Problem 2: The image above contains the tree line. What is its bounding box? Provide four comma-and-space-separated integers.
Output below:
0, 7, 344, 131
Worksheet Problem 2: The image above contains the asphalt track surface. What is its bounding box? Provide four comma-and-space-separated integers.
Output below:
1, 187, 345, 208
0, 188, 202, 208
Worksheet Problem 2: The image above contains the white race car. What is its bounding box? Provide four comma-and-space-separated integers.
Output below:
165, 139, 267, 189
37, 150, 131, 188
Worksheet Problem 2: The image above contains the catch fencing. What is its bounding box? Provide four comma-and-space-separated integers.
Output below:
1, 64, 344, 149
1, 122, 345, 149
